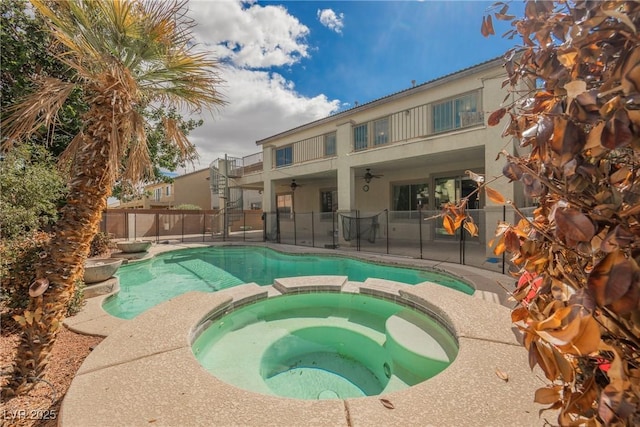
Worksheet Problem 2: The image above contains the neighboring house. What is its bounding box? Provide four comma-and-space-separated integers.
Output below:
116, 168, 211, 210
117, 181, 175, 209
228, 57, 531, 248
173, 168, 212, 209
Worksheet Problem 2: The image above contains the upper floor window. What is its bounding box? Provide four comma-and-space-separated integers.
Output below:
324, 132, 336, 156
432, 91, 481, 133
353, 123, 368, 151
154, 188, 162, 201
165, 185, 171, 196
373, 117, 389, 145
275, 146, 293, 167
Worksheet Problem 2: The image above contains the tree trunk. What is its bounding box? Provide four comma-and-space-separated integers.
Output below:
2, 83, 132, 397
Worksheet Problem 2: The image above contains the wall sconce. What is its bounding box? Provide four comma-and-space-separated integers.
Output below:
290, 179, 299, 192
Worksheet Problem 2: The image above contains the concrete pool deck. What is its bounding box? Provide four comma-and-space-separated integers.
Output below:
61, 242, 554, 426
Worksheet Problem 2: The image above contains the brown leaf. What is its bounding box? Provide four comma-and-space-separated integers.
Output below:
463, 220, 478, 237
550, 116, 585, 159
504, 229, 520, 253
487, 108, 506, 126
495, 368, 509, 382
379, 398, 395, 409
534, 385, 562, 405
481, 16, 490, 37
554, 207, 595, 243
522, 173, 546, 198
502, 162, 523, 182
442, 214, 455, 235
551, 347, 574, 383
587, 250, 635, 306
486, 14, 495, 35
601, 108, 633, 149
608, 276, 640, 315
485, 186, 506, 204
558, 314, 601, 355
465, 169, 484, 184
492, 234, 506, 256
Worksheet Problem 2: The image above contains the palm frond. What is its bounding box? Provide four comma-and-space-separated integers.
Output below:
163, 116, 199, 162
1, 77, 75, 149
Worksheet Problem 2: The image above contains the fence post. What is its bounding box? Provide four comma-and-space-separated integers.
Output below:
243, 212, 246, 241
418, 207, 423, 259
461, 218, 466, 265
311, 211, 315, 248
134, 213, 137, 241
332, 212, 336, 249
356, 210, 360, 251
276, 210, 281, 243
385, 209, 389, 254
181, 213, 185, 242
293, 211, 297, 246
202, 212, 206, 242
155, 212, 159, 243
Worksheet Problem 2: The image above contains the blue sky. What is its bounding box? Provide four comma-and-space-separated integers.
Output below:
183, 0, 525, 171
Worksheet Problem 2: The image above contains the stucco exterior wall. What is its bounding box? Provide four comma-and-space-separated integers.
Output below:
173, 168, 212, 209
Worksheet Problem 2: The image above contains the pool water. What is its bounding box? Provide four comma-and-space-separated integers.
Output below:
192, 292, 458, 399
103, 246, 473, 319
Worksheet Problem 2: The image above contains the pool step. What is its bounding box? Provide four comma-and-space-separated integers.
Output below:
473, 290, 501, 304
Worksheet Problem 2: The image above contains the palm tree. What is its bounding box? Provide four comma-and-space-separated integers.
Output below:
1, 0, 224, 396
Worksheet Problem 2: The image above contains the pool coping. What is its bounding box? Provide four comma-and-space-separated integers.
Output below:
61, 242, 554, 426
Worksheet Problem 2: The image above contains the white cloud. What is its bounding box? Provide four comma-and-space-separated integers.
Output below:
317, 9, 344, 34
176, 1, 341, 172
188, 0, 310, 68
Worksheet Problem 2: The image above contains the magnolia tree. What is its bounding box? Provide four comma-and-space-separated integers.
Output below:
442, 1, 640, 425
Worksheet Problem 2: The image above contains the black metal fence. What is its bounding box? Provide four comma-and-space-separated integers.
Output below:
101, 207, 535, 274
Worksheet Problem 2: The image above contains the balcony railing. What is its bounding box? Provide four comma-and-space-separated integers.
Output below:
229, 152, 263, 177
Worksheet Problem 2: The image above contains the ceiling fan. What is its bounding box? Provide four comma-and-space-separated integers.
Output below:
290, 179, 301, 191
361, 168, 383, 183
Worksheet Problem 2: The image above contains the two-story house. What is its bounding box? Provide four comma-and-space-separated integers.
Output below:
229, 57, 529, 254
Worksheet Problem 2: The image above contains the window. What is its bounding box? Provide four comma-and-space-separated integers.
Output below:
154, 188, 162, 201
353, 123, 368, 151
432, 91, 481, 133
275, 146, 293, 167
435, 177, 478, 209
165, 185, 171, 196
324, 132, 336, 156
250, 202, 261, 210
320, 189, 338, 212
276, 194, 292, 215
434, 176, 479, 239
393, 182, 429, 211
373, 117, 389, 145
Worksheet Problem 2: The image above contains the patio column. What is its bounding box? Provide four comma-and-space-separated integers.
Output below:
335, 121, 356, 246
262, 147, 274, 213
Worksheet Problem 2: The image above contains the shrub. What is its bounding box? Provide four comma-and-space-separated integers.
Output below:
0, 232, 86, 321
0, 231, 51, 312
174, 203, 201, 210
442, 2, 640, 425
89, 231, 113, 257
0, 145, 66, 240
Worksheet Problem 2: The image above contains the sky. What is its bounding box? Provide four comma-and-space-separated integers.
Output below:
181, 0, 525, 172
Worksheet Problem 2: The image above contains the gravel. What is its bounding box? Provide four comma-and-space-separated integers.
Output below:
1, 325, 103, 427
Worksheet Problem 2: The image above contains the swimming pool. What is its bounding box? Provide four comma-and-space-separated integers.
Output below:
103, 246, 473, 319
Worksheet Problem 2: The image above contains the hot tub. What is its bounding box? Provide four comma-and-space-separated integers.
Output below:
192, 292, 458, 400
